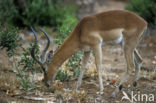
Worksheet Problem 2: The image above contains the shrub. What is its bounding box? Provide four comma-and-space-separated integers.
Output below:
54, 6, 78, 44
56, 70, 71, 82
125, 0, 156, 28
0, 25, 22, 57
22, 0, 65, 27
0, 0, 18, 25
14, 44, 40, 90
0, 25, 41, 90
66, 51, 82, 78
0, 0, 78, 28
18, 44, 40, 73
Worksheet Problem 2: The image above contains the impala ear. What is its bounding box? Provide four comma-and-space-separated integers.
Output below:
46, 50, 54, 64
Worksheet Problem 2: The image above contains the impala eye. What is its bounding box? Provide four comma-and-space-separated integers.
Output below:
46, 50, 54, 64
42, 65, 48, 72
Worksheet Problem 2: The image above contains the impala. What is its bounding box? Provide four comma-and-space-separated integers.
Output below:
30, 10, 148, 97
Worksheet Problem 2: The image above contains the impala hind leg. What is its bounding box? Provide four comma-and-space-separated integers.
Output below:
76, 51, 91, 90
133, 49, 143, 87
93, 43, 104, 94
111, 36, 138, 98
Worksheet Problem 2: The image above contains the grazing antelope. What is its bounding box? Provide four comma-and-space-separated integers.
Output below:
30, 10, 148, 97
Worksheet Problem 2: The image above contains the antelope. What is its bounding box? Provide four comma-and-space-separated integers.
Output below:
30, 10, 148, 97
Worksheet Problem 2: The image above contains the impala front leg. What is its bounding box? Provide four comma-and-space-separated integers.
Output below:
93, 43, 104, 94
76, 51, 91, 90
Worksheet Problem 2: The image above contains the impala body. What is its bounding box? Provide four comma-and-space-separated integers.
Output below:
31, 10, 147, 97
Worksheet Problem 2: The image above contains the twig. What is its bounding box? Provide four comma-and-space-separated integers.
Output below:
22, 96, 56, 101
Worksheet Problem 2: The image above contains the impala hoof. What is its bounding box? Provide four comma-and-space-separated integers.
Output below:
133, 81, 137, 87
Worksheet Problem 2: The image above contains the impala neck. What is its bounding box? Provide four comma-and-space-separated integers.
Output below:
47, 33, 80, 80
53, 35, 79, 66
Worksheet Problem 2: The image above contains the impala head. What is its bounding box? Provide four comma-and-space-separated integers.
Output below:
30, 27, 53, 86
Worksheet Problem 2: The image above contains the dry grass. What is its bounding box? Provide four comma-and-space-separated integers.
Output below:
0, 71, 20, 91
0, 50, 14, 71
139, 69, 156, 81
149, 70, 156, 80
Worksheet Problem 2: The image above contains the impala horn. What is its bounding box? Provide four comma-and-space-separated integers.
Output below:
30, 27, 50, 73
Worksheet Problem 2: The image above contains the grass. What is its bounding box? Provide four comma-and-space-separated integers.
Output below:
0, 71, 20, 91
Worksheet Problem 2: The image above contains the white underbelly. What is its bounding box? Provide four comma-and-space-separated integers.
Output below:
103, 34, 123, 45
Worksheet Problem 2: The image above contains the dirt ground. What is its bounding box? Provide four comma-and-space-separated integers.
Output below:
0, 0, 156, 103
